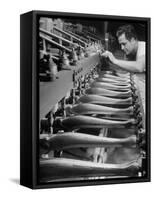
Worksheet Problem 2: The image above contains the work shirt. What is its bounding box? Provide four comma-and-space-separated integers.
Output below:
136, 41, 146, 72
133, 41, 146, 77
132, 41, 146, 116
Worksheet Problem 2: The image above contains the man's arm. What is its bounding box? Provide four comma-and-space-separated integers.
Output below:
102, 51, 145, 73
114, 55, 145, 73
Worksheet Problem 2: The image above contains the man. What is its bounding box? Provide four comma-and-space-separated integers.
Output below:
102, 25, 145, 73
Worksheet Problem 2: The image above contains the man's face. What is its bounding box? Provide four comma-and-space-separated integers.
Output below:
118, 33, 136, 55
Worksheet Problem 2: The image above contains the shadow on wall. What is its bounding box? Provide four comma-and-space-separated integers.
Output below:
9, 178, 20, 185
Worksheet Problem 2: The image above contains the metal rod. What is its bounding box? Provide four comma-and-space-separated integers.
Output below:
39, 33, 72, 53
67, 30, 89, 43
53, 26, 88, 46
40, 28, 79, 48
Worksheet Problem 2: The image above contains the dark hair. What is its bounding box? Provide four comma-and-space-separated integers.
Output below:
116, 25, 138, 41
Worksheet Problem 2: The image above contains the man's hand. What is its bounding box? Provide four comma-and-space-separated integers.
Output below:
101, 51, 116, 64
